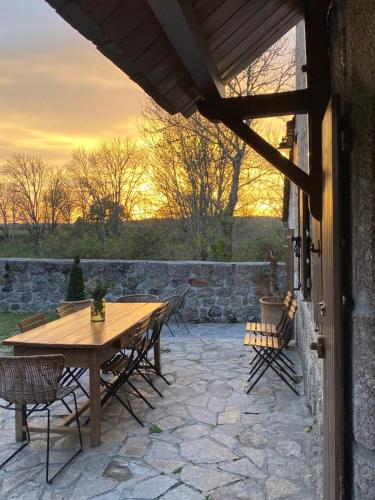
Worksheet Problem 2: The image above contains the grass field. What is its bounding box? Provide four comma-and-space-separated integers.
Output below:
0, 216, 286, 262
0, 312, 56, 355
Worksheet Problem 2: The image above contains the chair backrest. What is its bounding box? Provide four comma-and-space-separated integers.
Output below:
18, 313, 49, 333
0, 355, 65, 405
148, 302, 169, 346
275, 291, 294, 330
56, 300, 91, 318
162, 294, 180, 322
280, 299, 298, 346
116, 294, 159, 303
130, 314, 152, 360
159, 291, 175, 302
175, 284, 190, 310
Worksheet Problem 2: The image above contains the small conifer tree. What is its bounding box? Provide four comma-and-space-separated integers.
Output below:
66, 256, 85, 301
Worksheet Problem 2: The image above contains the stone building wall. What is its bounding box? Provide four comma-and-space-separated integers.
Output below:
0, 258, 285, 323
330, 2, 375, 498
294, 3, 375, 497
292, 21, 325, 497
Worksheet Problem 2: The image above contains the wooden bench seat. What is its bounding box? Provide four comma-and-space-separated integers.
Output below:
244, 332, 280, 349
246, 321, 278, 335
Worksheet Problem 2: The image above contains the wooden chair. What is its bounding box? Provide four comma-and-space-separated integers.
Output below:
116, 294, 159, 303
159, 294, 180, 336
174, 284, 191, 334
100, 315, 152, 427
18, 313, 49, 332
246, 291, 293, 336
244, 300, 299, 395
0, 354, 82, 483
56, 300, 91, 318
136, 302, 171, 394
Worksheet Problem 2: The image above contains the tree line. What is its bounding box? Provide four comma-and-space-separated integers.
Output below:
0, 36, 294, 260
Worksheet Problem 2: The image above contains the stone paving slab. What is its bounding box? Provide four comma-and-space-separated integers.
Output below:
0, 323, 316, 499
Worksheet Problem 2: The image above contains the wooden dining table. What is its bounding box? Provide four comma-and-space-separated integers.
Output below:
3, 302, 163, 447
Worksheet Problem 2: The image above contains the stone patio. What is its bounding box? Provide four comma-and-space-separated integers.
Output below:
0, 324, 316, 499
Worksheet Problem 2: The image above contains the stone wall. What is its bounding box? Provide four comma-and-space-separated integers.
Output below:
294, 4, 375, 497
330, 2, 375, 497
0, 258, 285, 323
291, 21, 325, 499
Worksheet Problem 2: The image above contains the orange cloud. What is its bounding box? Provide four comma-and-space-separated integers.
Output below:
0, 2, 145, 164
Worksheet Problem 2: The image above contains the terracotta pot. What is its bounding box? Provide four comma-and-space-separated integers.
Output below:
260, 296, 284, 324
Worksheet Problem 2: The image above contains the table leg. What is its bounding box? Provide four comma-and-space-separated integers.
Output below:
15, 404, 26, 442
154, 338, 161, 375
89, 353, 101, 447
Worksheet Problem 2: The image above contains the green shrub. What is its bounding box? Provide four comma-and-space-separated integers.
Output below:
66, 256, 85, 301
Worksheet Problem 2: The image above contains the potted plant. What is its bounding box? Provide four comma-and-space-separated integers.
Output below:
87, 277, 110, 322
65, 256, 91, 307
260, 248, 284, 324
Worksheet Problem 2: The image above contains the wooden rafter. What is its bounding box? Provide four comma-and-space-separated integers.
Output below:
198, 95, 312, 206
218, 117, 311, 196
304, 0, 331, 221
198, 89, 310, 121
147, 0, 225, 99
196, 1, 331, 221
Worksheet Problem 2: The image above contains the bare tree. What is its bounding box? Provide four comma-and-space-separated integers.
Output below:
141, 34, 294, 259
2, 154, 49, 247
0, 181, 17, 240
44, 166, 74, 230
70, 137, 143, 239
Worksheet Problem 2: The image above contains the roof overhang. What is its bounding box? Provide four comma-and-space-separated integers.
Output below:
46, 0, 303, 117
45, 0, 331, 221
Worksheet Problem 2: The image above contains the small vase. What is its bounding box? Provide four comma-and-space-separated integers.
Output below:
91, 298, 105, 322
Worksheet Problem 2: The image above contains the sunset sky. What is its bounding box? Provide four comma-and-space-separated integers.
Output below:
0, 0, 145, 165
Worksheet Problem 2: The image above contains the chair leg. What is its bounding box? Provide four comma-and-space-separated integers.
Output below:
165, 322, 175, 337
136, 368, 164, 397
46, 394, 83, 484
173, 313, 180, 327
0, 411, 30, 470
182, 319, 191, 335
100, 378, 145, 427
127, 380, 155, 409
64, 368, 89, 398
280, 351, 295, 366
144, 358, 171, 386
247, 350, 299, 396
111, 391, 145, 427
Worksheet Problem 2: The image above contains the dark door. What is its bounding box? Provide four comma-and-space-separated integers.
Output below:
320, 96, 343, 499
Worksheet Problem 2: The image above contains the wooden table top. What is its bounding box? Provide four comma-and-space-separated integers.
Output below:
3, 302, 163, 349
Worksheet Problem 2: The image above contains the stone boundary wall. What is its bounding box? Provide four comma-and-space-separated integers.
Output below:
0, 258, 285, 323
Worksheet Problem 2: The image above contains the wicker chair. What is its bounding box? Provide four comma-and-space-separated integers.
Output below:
19, 313, 89, 401
116, 294, 159, 303
0, 355, 82, 483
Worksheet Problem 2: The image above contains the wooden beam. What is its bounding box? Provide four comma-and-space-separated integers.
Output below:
304, 0, 331, 221
221, 117, 311, 197
198, 89, 310, 121
147, 0, 225, 98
